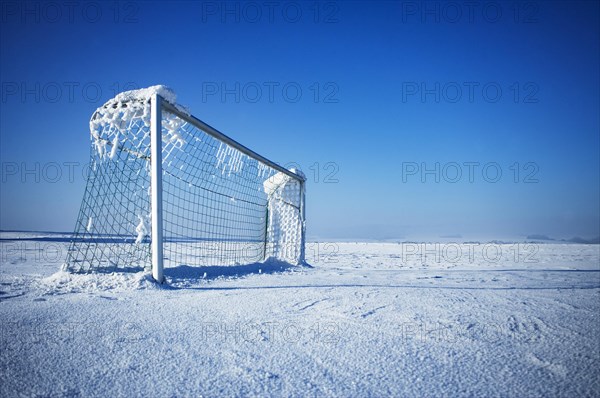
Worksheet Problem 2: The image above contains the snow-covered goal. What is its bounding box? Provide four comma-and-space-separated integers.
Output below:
64, 86, 306, 282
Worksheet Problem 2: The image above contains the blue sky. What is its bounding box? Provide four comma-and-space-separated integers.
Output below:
1, 1, 598, 240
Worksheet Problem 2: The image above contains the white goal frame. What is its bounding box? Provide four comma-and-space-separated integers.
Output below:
65, 91, 306, 283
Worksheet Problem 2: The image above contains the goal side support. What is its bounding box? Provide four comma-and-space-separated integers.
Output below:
299, 179, 306, 265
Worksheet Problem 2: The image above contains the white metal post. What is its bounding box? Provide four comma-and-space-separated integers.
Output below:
150, 94, 164, 283
299, 180, 306, 265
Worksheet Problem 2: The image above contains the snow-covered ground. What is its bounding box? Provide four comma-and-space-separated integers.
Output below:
1, 232, 599, 397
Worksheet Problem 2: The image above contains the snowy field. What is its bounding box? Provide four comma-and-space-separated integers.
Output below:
1, 232, 599, 397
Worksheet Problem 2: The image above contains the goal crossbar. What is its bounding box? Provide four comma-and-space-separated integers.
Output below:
161, 101, 303, 182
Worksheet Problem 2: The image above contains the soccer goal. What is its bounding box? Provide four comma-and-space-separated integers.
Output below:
64, 86, 306, 282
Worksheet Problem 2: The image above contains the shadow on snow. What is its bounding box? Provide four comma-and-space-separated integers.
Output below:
163, 258, 311, 284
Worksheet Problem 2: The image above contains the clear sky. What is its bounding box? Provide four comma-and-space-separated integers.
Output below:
1, 0, 598, 241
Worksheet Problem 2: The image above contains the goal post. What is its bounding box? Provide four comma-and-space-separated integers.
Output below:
64, 86, 306, 282
150, 94, 164, 283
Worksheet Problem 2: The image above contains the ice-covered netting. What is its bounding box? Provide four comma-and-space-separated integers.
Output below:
64, 88, 156, 272
264, 171, 304, 263
65, 85, 304, 273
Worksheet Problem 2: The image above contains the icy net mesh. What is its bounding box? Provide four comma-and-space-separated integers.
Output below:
65, 92, 303, 273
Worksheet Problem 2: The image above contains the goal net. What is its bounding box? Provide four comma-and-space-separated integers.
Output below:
64, 86, 305, 280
